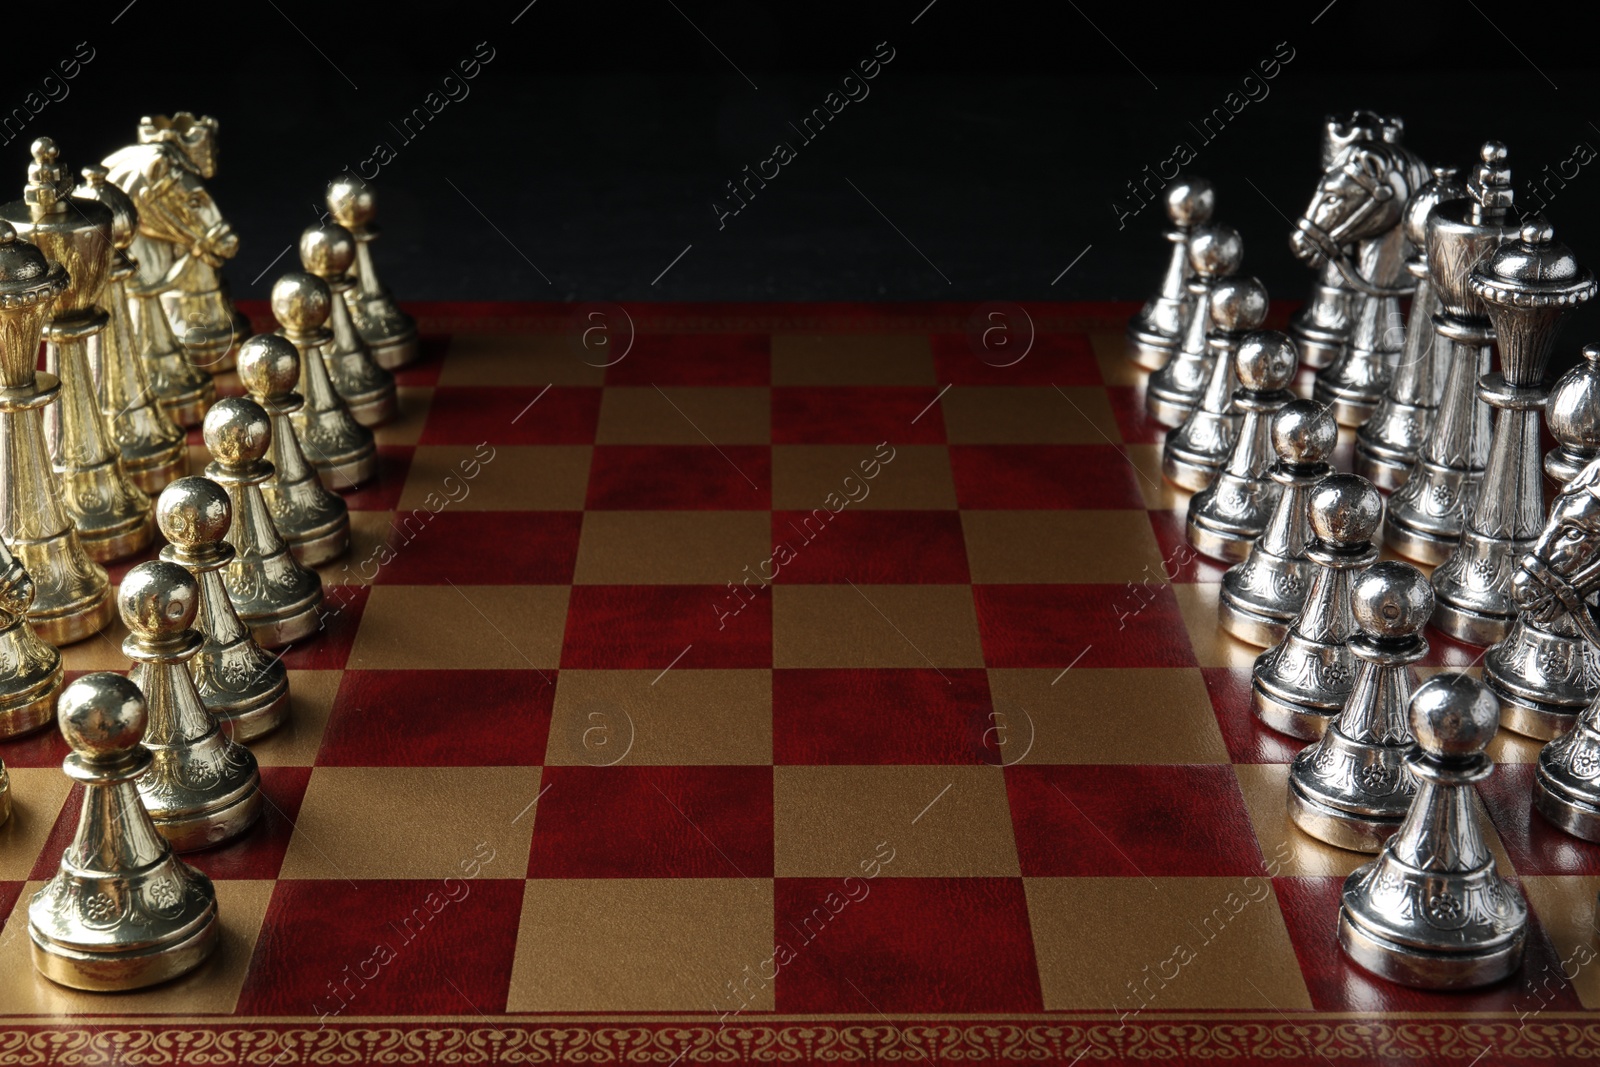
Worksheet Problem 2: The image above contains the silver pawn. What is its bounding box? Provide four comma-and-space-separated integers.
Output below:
327, 177, 419, 370
1145, 224, 1242, 427
300, 223, 398, 427
272, 271, 378, 490
1289, 561, 1432, 851
1127, 176, 1215, 371
1162, 275, 1268, 490
1187, 330, 1298, 562
1252, 473, 1382, 739
1219, 400, 1337, 647
1339, 673, 1527, 989
28, 673, 220, 991
157, 477, 291, 743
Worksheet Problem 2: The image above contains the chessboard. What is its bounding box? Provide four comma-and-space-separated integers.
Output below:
1, 301, 1596, 1066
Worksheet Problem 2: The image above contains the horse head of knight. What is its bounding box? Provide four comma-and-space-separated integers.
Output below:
1515, 458, 1600, 631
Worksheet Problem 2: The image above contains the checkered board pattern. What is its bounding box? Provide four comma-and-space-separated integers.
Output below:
1, 301, 1598, 1066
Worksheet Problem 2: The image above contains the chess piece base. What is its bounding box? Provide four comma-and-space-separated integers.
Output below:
1382, 513, 1457, 567
368, 328, 419, 372
344, 388, 399, 428
1288, 316, 1342, 371
1187, 508, 1256, 564
1251, 675, 1334, 740
1430, 596, 1513, 648
1354, 446, 1412, 493
1532, 768, 1600, 842
77, 511, 156, 564
217, 685, 291, 744
30, 901, 218, 992
284, 520, 350, 568
1337, 905, 1524, 990
1496, 697, 1577, 742
1145, 391, 1196, 429
1217, 591, 1291, 648
1126, 320, 1176, 371
154, 378, 217, 431
1287, 777, 1400, 853
153, 785, 263, 854
1312, 379, 1381, 430
308, 446, 379, 493
1162, 448, 1221, 493
122, 446, 188, 496
30, 588, 114, 648
245, 599, 323, 650
0, 661, 64, 741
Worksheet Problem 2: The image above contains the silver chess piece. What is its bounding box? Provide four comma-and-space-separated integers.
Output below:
1289, 561, 1431, 852
1146, 224, 1242, 427
1535, 567, 1600, 839
157, 478, 291, 743
235, 334, 351, 566
1162, 275, 1268, 490
1253, 473, 1383, 739
28, 673, 220, 991
1356, 166, 1467, 490
299, 223, 398, 427
1431, 219, 1595, 647
1186, 330, 1298, 562
202, 397, 325, 648
1219, 400, 1337, 647
273, 271, 379, 490
326, 177, 419, 370
1127, 176, 1215, 371
1339, 673, 1527, 989
1386, 142, 1519, 565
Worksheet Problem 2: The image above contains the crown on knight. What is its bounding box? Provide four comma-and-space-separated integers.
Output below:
137, 113, 220, 178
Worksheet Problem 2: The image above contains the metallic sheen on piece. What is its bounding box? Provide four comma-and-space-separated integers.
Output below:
300, 223, 397, 426
1386, 143, 1518, 565
1, 139, 154, 563
1127, 176, 1215, 371
1253, 473, 1382, 739
236, 335, 351, 566
72, 166, 186, 493
273, 271, 378, 490
1431, 220, 1595, 647
1146, 225, 1242, 427
1356, 166, 1466, 490
1535, 572, 1600, 838
1162, 275, 1268, 491
203, 398, 325, 649
0, 757, 9, 826
1339, 673, 1527, 989
0, 220, 112, 645
0, 532, 64, 740
29, 673, 220, 990
1219, 400, 1337, 647
327, 177, 419, 370
157, 478, 290, 743
1187, 331, 1297, 562
103, 114, 242, 373
1289, 561, 1431, 852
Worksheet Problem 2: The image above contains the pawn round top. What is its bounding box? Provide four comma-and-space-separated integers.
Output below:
299, 223, 356, 280
156, 476, 232, 549
58, 672, 147, 761
74, 165, 136, 250
1545, 346, 1600, 455
1402, 165, 1464, 250
1209, 276, 1268, 334
1351, 560, 1434, 639
1308, 472, 1383, 546
1480, 141, 1508, 165
1234, 330, 1298, 391
1164, 177, 1214, 229
118, 560, 198, 638
1409, 672, 1499, 759
271, 271, 332, 332
1271, 399, 1337, 465
202, 396, 272, 467
236, 333, 301, 398
326, 176, 375, 229
1188, 225, 1243, 280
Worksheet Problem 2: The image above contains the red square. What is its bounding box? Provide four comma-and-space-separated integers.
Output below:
421, 386, 601, 445
1418, 627, 1492, 668
1006, 764, 1264, 876
0, 707, 69, 766
373, 511, 581, 584
29, 782, 82, 881
237, 878, 525, 1015
773, 668, 993, 764
772, 386, 946, 444
605, 333, 770, 385
562, 585, 771, 669
974, 584, 1197, 669
769, 510, 968, 584
950, 446, 1148, 509
281, 585, 369, 670
773, 877, 1042, 1012
1482, 762, 1600, 877
0, 881, 20, 937
931, 332, 1099, 386
1146, 511, 1229, 584
587, 446, 770, 509
185, 766, 312, 880
1206, 667, 1305, 764
1106, 385, 1168, 445
321, 671, 553, 766
339, 446, 412, 512
528, 765, 774, 877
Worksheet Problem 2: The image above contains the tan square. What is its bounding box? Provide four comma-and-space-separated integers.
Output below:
1091, 332, 1145, 387
399, 445, 590, 511
439, 334, 606, 386
349, 585, 568, 670
772, 334, 934, 385
573, 512, 770, 584
1522, 876, 1600, 1009
0, 769, 73, 879
547, 669, 771, 765
1129, 447, 1189, 510
249, 670, 340, 766
0, 879, 272, 1015
313, 510, 393, 587
963, 510, 1164, 583
775, 766, 1017, 876
372, 386, 433, 446
507, 878, 773, 1011
281, 766, 539, 879
596, 387, 769, 445
1174, 583, 1262, 670
773, 585, 983, 668
772, 445, 955, 510
989, 668, 1227, 764
943, 386, 1121, 445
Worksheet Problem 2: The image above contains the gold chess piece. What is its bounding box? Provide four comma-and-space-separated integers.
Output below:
127, 244, 216, 429
0, 757, 10, 826
157, 477, 290, 742
203, 397, 325, 648
300, 223, 397, 427
327, 176, 418, 370
236, 334, 350, 565
29, 672, 220, 990
1, 138, 154, 563
0, 220, 112, 645
122, 560, 262, 851
72, 165, 187, 493
273, 271, 378, 489
0, 533, 65, 740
